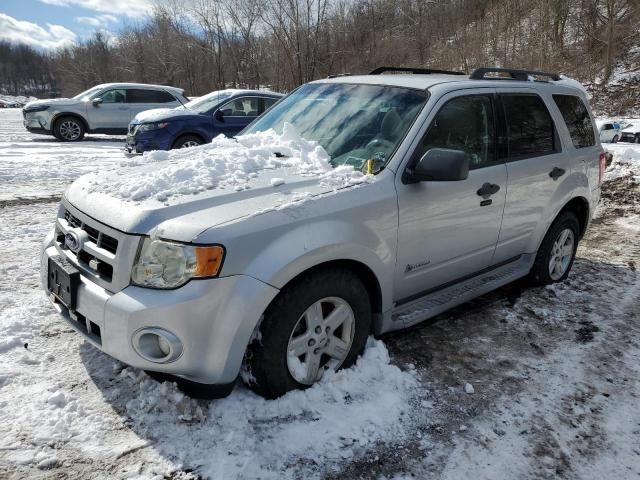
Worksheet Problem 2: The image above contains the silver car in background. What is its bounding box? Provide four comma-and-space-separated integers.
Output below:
22, 83, 187, 141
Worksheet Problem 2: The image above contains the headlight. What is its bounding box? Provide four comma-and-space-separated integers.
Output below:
131, 238, 225, 289
23, 105, 50, 113
138, 122, 168, 132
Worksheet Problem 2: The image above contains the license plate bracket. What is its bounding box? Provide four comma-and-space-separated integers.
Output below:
48, 256, 80, 309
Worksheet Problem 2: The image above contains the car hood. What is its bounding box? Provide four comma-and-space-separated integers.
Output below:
64, 124, 370, 241
65, 167, 355, 242
132, 107, 198, 124
24, 98, 77, 109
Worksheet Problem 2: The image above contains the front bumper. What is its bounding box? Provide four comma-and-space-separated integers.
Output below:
23, 110, 53, 133
41, 242, 280, 385
125, 128, 173, 154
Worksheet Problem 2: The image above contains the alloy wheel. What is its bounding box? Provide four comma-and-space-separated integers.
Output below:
60, 121, 81, 141
286, 296, 355, 385
548, 228, 574, 280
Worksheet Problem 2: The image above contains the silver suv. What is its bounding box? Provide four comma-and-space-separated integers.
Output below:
23, 83, 186, 141
41, 67, 605, 398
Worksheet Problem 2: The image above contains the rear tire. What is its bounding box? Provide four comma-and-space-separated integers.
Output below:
244, 268, 372, 399
54, 116, 85, 142
612, 134, 619, 143
635, 134, 640, 144
529, 211, 580, 285
172, 135, 203, 149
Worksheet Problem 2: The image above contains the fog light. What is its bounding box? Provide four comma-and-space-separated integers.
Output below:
132, 327, 183, 363
158, 335, 171, 356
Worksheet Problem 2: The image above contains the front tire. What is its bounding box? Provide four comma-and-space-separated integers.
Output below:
172, 135, 203, 149
244, 268, 372, 399
529, 211, 580, 285
54, 116, 85, 142
635, 134, 640, 144
612, 134, 619, 143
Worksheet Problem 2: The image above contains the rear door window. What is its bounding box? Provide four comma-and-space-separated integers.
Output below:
552, 94, 595, 148
261, 97, 279, 113
127, 89, 176, 103
501, 94, 556, 159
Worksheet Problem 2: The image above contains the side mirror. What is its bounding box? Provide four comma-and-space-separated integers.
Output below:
92, 98, 102, 107
214, 109, 225, 122
404, 148, 469, 183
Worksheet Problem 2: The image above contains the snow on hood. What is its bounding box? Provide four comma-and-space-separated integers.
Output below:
65, 123, 370, 237
24, 98, 77, 108
622, 122, 640, 134
133, 107, 195, 124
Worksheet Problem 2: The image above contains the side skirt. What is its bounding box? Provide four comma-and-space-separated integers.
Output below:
387, 254, 534, 331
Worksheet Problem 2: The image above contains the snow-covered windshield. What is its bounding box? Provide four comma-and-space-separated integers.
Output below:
185, 90, 235, 113
72, 86, 104, 100
243, 83, 428, 170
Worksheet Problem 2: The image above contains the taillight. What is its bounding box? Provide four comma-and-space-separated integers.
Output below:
598, 152, 606, 186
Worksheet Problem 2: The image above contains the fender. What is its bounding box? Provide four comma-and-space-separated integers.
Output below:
528, 169, 592, 253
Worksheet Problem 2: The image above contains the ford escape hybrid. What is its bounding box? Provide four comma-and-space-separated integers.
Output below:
41, 67, 605, 399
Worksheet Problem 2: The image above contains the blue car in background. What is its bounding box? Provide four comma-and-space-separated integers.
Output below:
125, 89, 283, 154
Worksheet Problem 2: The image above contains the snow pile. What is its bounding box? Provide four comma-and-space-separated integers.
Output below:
133, 107, 193, 123
120, 338, 419, 478
82, 123, 368, 202
0, 94, 37, 107
605, 143, 640, 180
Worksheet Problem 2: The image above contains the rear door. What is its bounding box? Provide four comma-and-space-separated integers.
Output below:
492, 88, 569, 264
214, 96, 260, 137
127, 89, 179, 119
394, 89, 507, 301
87, 88, 129, 130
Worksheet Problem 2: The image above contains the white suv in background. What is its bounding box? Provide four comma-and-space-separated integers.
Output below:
22, 83, 187, 141
595, 120, 621, 143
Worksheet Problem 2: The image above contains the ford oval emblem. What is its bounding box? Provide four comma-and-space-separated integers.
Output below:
65, 231, 83, 253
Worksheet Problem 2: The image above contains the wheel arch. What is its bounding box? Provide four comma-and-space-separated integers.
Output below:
275, 258, 383, 318
172, 132, 206, 148
556, 196, 590, 239
52, 112, 89, 132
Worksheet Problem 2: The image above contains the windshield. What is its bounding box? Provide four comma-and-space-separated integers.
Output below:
185, 90, 235, 113
73, 86, 104, 100
243, 83, 428, 170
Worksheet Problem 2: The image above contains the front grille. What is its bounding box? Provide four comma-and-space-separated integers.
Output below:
54, 202, 141, 293
64, 210, 118, 254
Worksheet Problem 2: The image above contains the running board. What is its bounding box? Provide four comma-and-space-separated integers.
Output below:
392, 255, 533, 327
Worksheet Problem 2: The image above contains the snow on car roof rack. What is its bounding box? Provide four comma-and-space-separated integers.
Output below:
369, 66, 466, 76
470, 67, 561, 81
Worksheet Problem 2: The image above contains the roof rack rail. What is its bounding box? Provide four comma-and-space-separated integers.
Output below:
370, 66, 466, 76
327, 73, 352, 79
470, 67, 561, 81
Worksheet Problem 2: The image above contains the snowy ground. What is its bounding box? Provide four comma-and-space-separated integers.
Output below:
0, 107, 639, 479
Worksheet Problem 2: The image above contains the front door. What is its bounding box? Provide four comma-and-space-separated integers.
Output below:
214, 96, 260, 137
87, 88, 130, 130
394, 90, 507, 302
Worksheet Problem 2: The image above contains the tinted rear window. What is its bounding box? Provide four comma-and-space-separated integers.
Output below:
502, 94, 555, 159
553, 95, 595, 148
127, 89, 176, 103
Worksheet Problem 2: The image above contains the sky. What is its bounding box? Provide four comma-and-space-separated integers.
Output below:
0, 0, 155, 50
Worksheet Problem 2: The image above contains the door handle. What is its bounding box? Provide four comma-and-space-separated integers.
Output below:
476, 183, 500, 197
549, 167, 566, 180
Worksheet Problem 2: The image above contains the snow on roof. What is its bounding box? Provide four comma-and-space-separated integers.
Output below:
93, 82, 185, 94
